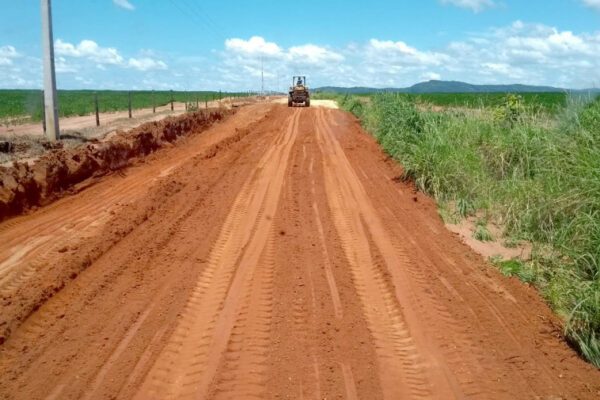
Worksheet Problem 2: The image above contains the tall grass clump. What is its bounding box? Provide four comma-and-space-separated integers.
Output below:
339, 92, 600, 367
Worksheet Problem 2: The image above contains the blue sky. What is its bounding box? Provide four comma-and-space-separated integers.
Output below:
1, 0, 599, 90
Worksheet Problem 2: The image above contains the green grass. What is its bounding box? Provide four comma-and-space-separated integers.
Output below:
473, 224, 494, 242
334, 91, 600, 367
411, 92, 567, 113
0, 89, 246, 121
313, 91, 575, 115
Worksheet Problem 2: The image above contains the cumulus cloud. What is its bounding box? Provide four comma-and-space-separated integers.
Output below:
443, 21, 600, 86
0, 45, 19, 66
0, 46, 41, 88
288, 44, 344, 65
367, 39, 448, 66
421, 72, 442, 81
127, 57, 168, 71
55, 39, 124, 65
55, 56, 78, 73
224, 36, 343, 65
214, 27, 600, 90
219, 36, 345, 89
54, 38, 168, 73
582, 0, 600, 10
4, 22, 600, 91
225, 36, 282, 57
113, 0, 135, 11
440, 0, 495, 12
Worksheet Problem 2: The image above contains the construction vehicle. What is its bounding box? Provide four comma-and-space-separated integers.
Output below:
288, 76, 310, 107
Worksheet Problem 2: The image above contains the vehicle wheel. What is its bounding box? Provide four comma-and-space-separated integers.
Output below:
305, 99, 310, 107
288, 97, 293, 107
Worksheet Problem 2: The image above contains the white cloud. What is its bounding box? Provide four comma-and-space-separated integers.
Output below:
287, 44, 344, 65
54, 39, 168, 73
225, 36, 282, 57
55, 56, 77, 73
582, 0, 600, 10
55, 39, 124, 65
127, 57, 168, 71
113, 0, 135, 11
421, 72, 442, 81
219, 36, 346, 90
440, 0, 495, 12
367, 39, 448, 66
0, 45, 19, 66
0, 48, 41, 88
213, 28, 600, 90
4, 22, 600, 91
442, 21, 600, 86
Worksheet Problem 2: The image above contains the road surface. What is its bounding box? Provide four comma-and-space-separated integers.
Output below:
0, 103, 598, 399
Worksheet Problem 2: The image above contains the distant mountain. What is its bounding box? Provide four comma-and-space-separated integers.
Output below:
314, 80, 600, 94
406, 80, 565, 93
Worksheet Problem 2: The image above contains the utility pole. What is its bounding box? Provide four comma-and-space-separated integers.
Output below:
41, 0, 59, 141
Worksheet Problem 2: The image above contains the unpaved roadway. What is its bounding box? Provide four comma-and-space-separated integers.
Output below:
0, 103, 598, 399
0, 98, 242, 139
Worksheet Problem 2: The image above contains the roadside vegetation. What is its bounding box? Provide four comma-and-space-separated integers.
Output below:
314, 91, 570, 114
326, 91, 600, 367
0, 89, 246, 122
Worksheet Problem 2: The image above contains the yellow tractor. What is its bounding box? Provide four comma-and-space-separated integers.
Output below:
288, 76, 310, 107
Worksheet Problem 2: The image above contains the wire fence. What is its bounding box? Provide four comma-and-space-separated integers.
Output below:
0, 89, 253, 127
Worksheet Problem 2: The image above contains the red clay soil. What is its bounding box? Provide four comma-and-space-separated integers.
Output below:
0, 109, 229, 221
0, 104, 598, 400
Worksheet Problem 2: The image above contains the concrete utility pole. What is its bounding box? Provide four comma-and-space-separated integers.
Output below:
41, 0, 60, 141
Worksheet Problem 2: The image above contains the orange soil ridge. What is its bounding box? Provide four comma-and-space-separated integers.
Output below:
0, 109, 229, 221
0, 103, 598, 399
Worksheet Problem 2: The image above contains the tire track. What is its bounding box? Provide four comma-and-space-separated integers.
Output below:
314, 107, 461, 399
349, 137, 560, 396
210, 235, 275, 399
0, 106, 271, 297
134, 109, 301, 400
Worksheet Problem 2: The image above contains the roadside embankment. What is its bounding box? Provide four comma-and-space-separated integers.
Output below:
0, 109, 230, 222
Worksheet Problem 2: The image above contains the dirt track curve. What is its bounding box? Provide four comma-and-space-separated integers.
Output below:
0, 103, 598, 399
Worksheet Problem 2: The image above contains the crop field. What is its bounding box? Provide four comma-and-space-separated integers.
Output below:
331, 91, 600, 366
0, 89, 246, 122
314, 91, 584, 114
410, 92, 569, 112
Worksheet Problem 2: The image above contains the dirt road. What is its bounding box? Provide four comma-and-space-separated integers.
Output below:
0, 103, 598, 399
0, 98, 241, 139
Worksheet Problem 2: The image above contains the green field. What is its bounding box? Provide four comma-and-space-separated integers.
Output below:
410, 92, 568, 112
314, 91, 588, 115
0, 89, 246, 122
330, 92, 600, 367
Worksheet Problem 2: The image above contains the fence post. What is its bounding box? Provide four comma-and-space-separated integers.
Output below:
170, 90, 174, 111
152, 90, 155, 113
128, 91, 132, 118
95, 92, 100, 126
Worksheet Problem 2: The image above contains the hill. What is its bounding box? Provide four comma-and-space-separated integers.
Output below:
315, 80, 599, 94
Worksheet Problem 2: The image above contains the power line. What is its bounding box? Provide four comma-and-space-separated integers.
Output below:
168, 0, 225, 43
180, 0, 226, 39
